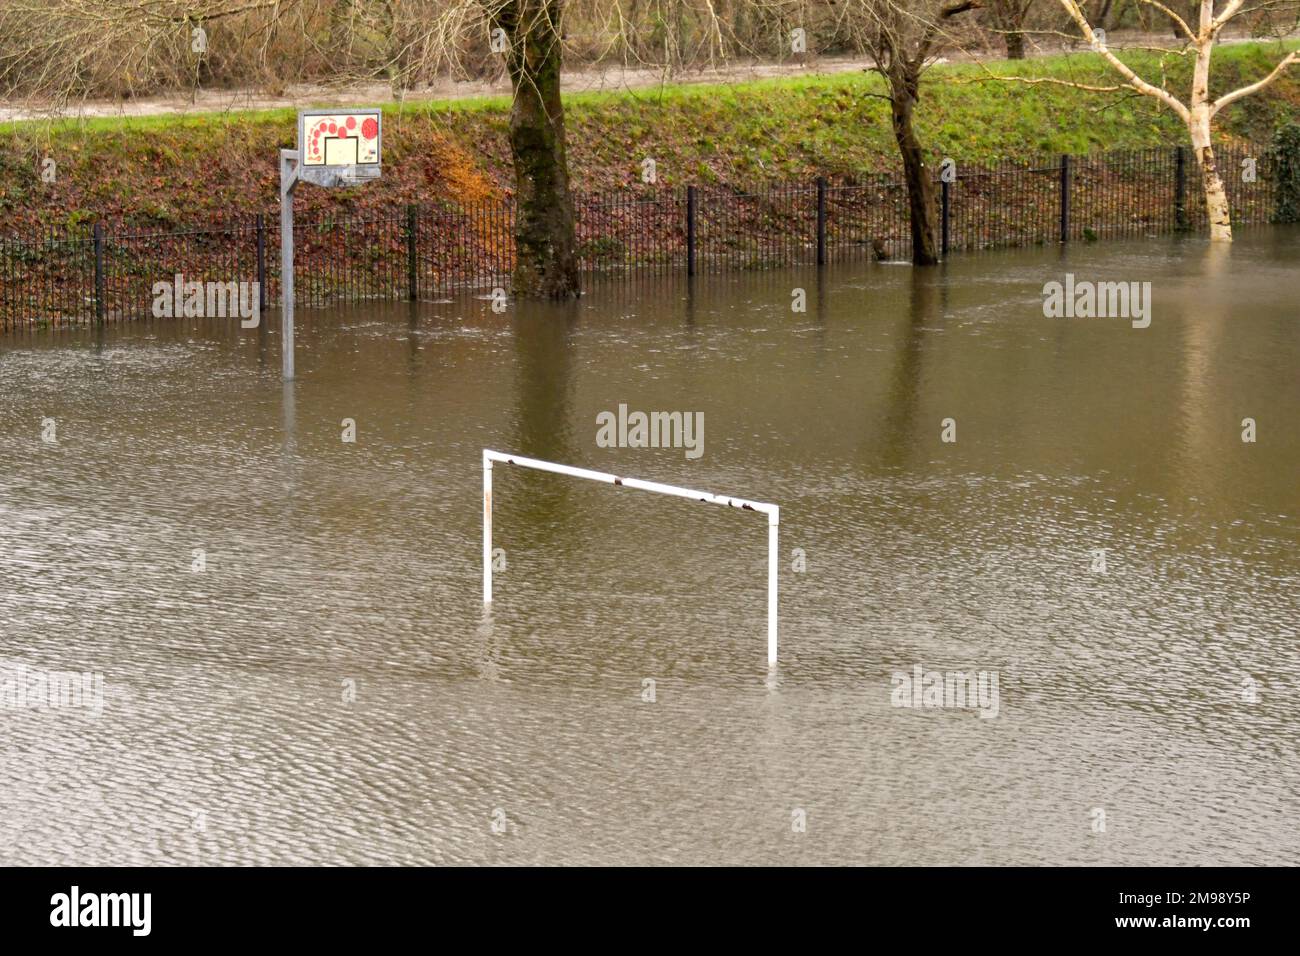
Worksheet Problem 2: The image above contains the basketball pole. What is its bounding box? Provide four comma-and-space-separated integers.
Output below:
279, 149, 299, 382
280, 112, 381, 384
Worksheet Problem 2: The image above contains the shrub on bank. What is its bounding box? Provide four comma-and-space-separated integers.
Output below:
1267, 121, 1300, 224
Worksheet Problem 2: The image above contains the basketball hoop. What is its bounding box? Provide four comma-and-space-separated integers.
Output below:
298, 109, 382, 180
279, 109, 384, 381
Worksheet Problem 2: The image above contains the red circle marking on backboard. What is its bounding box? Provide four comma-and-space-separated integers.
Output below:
346, 117, 357, 130
361, 117, 378, 140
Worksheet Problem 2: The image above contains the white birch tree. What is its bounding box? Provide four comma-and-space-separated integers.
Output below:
1054, 1, 1298, 240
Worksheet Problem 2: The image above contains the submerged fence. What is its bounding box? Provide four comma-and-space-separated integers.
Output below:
0, 144, 1280, 329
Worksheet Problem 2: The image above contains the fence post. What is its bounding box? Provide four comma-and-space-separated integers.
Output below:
686, 186, 697, 277
1174, 146, 1188, 231
1059, 154, 1072, 243
816, 176, 827, 266
940, 176, 951, 258
406, 204, 418, 301
255, 214, 267, 311
92, 222, 105, 324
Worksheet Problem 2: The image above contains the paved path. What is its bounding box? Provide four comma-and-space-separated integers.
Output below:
1, 32, 1289, 124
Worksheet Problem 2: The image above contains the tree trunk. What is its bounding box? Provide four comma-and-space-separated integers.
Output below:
380, 0, 408, 95
1096, 0, 1115, 32
990, 0, 1028, 59
498, 0, 581, 298
889, 71, 941, 266
1187, 23, 1232, 243
1189, 108, 1232, 241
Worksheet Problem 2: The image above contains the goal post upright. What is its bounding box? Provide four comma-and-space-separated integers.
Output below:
480, 449, 780, 667
482, 451, 493, 604
767, 505, 778, 667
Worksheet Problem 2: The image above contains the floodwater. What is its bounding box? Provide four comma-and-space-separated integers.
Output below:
1, 230, 1297, 866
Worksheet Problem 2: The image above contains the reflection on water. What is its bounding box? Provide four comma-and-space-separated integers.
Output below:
1, 230, 1297, 865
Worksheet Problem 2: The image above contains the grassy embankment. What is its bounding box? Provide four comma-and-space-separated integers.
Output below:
0, 41, 1297, 233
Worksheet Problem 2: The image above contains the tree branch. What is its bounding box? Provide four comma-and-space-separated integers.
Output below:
1134, 0, 1196, 42
1211, 1, 1249, 33
1055, 0, 1190, 121
1212, 49, 1298, 114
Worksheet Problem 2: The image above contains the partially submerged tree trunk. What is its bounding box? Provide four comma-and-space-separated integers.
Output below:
1189, 105, 1232, 238
887, 62, 941, 265
1188, 36, 1233, 241
862, 0, 978, 266
494, 0, 581, 298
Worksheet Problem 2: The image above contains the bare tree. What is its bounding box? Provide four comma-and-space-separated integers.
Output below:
845, 0, 981, 265
1047, 1, 1299, 241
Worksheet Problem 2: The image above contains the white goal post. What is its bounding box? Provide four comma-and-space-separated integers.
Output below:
482, 449, 780, 666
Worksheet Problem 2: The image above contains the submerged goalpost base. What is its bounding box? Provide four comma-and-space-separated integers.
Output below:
482, 449, 780, 666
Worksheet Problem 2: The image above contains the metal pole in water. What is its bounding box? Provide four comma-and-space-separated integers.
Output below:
407, 204, 418, 302
1174, 146, 1188, 231
255, 213, 267, 312
940, 177, 951, 258
686, 186, 697, 278
1059, 154, 1071, 244
280, 149, 299, 382
482, 452, 493, 603
92, 222, 105, 325
768, 507, 779, 667
816, 177, 827, 267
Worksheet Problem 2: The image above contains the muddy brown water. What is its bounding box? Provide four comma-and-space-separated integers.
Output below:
1, 230, 1297, 865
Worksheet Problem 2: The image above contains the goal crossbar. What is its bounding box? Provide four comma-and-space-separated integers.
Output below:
482, 449, 780, 666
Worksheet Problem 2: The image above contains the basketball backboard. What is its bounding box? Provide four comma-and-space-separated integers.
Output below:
296, 109, 382, 187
